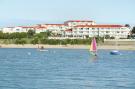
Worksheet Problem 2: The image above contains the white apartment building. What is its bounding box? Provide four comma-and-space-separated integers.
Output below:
2, 26, 34, 33
64, 20, 96, 27
1, 25, 47, 33
2, 27, 14, 33
41, 24, 69, 36
33, 24, 47, 33
46, 24, 68, 31
67, 25, 131, 39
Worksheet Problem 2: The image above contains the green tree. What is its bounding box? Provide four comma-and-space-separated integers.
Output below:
110, 36, 115, 39
105, 35, 110, 39
15, 39, 27, 44
46, 31, 52, 37
0, 31, 4, 39
125, 24, 130, 28
31, 38, 39, 44
61, 40, 67, 45
27, 30, 35, 38
9, 32, 27, 39
131, 26, 135, 34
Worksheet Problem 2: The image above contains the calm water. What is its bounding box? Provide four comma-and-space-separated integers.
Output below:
0, 48, 135, 89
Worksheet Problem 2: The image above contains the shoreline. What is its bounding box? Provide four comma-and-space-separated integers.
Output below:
0, 44, 135, 50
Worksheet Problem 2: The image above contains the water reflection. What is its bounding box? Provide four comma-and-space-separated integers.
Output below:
89, 55, 98, 62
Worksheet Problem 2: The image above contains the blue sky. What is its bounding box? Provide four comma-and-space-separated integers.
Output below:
0, 0, 135, 27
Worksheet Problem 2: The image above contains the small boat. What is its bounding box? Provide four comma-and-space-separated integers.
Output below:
90, 37, 97, 56
110, 50, 120, 55
110, 38, 121, 55
39, 49, 48, 52
38, 46, 48, 52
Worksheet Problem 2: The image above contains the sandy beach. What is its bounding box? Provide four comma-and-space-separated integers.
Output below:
0, 44, 135, 50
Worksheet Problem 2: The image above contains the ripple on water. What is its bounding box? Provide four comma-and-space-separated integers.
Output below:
0, 48, 135, 89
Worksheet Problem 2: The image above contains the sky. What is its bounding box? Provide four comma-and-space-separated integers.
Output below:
0, 0, 135, 27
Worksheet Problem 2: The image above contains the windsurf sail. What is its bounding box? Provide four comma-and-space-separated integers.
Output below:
90, 37, 97, 51
90, 37, 97, 56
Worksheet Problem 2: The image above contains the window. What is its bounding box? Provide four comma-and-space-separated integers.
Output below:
86, 28, 89, 30
59, 27, 62, 29
16, 29, 20, 31
73, 23, 76, 25
79, 31, 83, 33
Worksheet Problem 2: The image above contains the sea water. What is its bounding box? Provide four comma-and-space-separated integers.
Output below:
0, 48, 135, 89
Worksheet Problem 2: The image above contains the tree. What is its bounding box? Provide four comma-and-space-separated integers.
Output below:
125, 24, 130, 28
105, 35, 110, 39
9, 32, 27, 39
46, 31, 52, 37
0, 31, 4, 39
110, 36, 115, 39
131, 26, 135, 34
34, 31, 52, 39
27, 29, 35, 38
31, 38, 39, 44
15, 39, 27, 44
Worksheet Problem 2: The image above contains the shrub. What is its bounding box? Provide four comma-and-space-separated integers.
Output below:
15, 39, 27, 44
31, 38, 39, 44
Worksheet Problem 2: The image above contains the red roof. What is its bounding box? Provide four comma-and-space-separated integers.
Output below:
75, 25, 124, 28
35, 27, 47, 29
19, 25, 47, 29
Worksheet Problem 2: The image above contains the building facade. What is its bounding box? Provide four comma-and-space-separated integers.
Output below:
0, 20, 131, 39
64, 20, 96, 27
69, 25, 130, 39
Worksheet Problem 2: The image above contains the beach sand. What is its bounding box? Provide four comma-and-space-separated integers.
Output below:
0, 44, 135, 50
